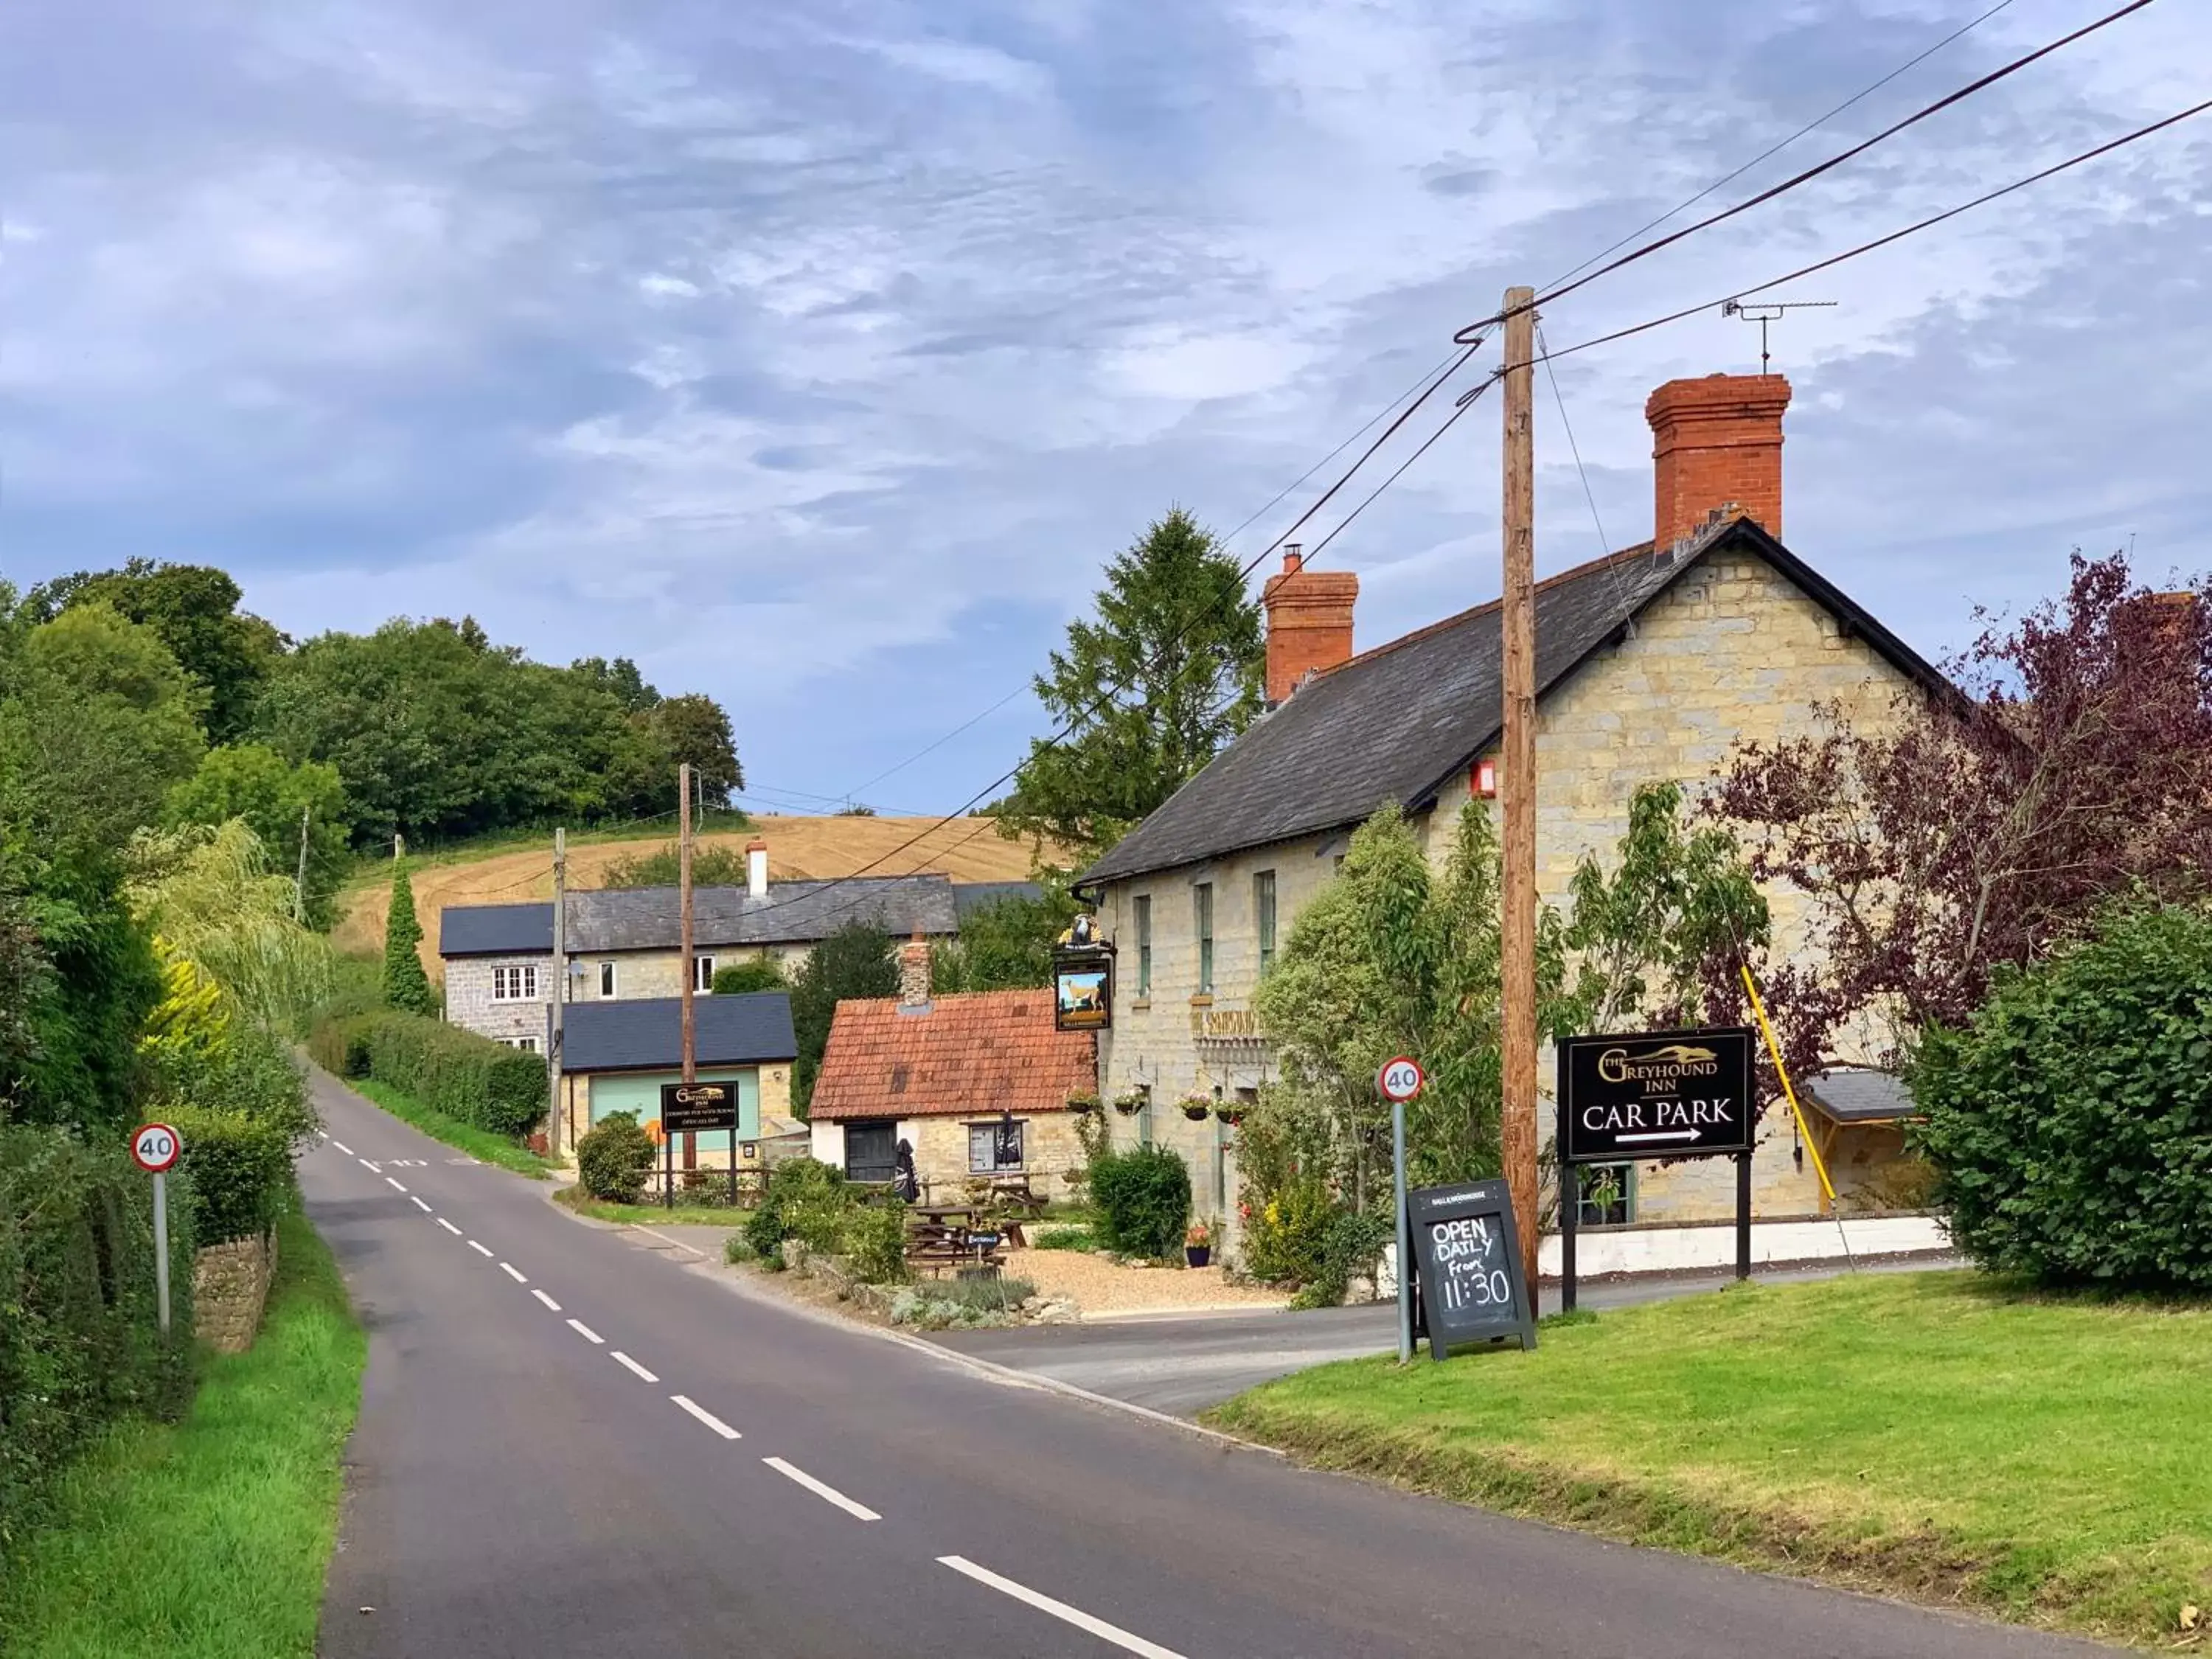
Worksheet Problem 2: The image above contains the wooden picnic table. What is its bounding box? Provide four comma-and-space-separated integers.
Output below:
903, 1207, 1006, 1276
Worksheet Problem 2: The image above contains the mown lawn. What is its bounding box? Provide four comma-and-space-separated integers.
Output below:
1209, 1271, 2212, 1647
349, 1077, 554, 1179
0, 1209, 365, 1658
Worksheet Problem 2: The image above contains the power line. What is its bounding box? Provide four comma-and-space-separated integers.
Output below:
1538, 324, 1612, 557
1457, 0, 2158, 341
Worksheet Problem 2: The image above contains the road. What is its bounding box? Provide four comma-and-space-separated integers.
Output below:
931, 1257, 1965, 1417
305, 1068, 2104, 1658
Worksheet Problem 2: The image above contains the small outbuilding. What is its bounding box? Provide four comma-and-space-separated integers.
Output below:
556, 992, 799, 1163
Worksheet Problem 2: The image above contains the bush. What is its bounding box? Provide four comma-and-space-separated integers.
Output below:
1089, 1145, 1191, 1259
1911, 902, 2212, 1292
745, 1157, 849, 1259
841, 1200, 908, 1284
1290, 1210, 1396, 1309
0, 1126, 196, 1550
310, 1009, 545, 1141
1032, 1224, 1098, 1252
1242, 1175, 1336, 1285
577, 1113, 655, 1204
888, 1275, 1036, 1328
711, 958, 787, 995
167, 1106, 295, 1246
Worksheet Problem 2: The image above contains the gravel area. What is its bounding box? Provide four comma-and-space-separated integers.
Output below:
1004, 1247, 1289, 1316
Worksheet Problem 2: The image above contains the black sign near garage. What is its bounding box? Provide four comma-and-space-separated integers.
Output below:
1406, 1177, 1537, 1358
659, 1081, 737, 1135
1557, 1026, 1754, 1164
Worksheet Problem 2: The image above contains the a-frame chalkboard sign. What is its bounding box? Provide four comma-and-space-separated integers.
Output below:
1406, 1176, 1537, 1358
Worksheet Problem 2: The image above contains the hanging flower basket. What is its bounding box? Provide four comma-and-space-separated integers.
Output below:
1213, 1102, 1246, 1127
1112, 1091, 1147, 1116
1178, 1096, 1212, 1122
1065, 1090, 1102, 1115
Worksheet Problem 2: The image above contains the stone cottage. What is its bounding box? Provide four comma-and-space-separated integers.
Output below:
1077, 371, 1950, 1239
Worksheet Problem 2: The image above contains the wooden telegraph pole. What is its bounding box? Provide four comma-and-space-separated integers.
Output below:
549, 827, 566, 1158
678, 763, 698, 1180
1499, 285, 1541, 1295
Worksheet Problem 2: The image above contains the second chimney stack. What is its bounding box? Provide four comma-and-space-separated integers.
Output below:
745, 838, 769, 900
1261, 546, 1359, 706
1646, 373, 1791, 552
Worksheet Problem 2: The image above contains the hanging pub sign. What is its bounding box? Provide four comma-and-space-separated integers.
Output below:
1052, 934, 1114, 1032
1406, 1176, 1537, 1357
659, 1080, 737, 1135
1556, 1026, 1755, 1164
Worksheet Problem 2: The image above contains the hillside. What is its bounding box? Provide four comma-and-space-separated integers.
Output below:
335, 815, 1048, 975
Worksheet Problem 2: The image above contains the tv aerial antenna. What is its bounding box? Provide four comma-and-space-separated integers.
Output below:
1721, 298, 1837, 374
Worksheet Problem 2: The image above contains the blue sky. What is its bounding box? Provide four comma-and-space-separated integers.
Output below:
3, 0, 2206, 815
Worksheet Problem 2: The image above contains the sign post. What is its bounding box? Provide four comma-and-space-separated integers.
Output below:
1377, 1057, 1425, 1366
1554, 1026, 1756, 1312
131, 1123, 182, 1336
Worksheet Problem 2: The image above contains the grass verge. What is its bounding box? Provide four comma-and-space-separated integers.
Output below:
349, 1077, 554, 1179
1206, 1271, 2212, 1649
0, 1209, 365, 1658
554, 1184, 748, 1228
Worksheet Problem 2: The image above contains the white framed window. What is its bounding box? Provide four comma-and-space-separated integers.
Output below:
500, 1034, 540, 1054
599, 961, 617, 998
693, 955, 717, 992
491, 964, 539, 1002
967, 1120, 1025, 1173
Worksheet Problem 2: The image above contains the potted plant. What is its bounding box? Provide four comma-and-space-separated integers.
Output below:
1178, 1094, 1212, 1122
1184, 1221, 1213, 1268
1112, 1089, 1147, 1116
1065, 1089, 1102, 1116
1213, 1099, 1246, 1127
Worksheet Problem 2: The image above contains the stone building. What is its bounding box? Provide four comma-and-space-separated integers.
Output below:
552, 992, 798, 1159
808, 936, 1093, 1201
1077, 371, 1950, 1242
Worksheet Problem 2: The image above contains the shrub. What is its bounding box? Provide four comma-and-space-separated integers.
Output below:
1290, 1210, 1396, 1309
888, 1275, 1036, 1327
841, 1199, 908, 1284
167, 1106, 295, 1246
745, 1157, 849, 1258
0, 1126, 195, 1548
311, 1009, 545, 1141
1910, 901, 2212, 1292
1242, 1175, 1336, 1286
306, 1013, 376, 1079
1032, 1224, 1098, 1252
577, 1112, 655, 1203
1089, 1145, 1191, 1259
711, 958, 787, 995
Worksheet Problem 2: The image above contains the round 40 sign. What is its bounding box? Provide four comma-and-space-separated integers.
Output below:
1377, 1056, 1425, 1103
131, 1122, 181, 1174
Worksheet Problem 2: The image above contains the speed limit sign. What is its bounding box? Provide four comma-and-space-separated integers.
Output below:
1377, 1057, 1425, 1102
131, 1122, 181, 1174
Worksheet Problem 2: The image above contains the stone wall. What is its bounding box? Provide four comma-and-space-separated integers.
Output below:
193, 1229, 277, 1355
445, 956, 548, 1046
813, 1112, 1086, 1204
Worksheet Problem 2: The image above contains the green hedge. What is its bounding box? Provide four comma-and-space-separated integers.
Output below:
0, 1125, 196, 1557
576, 1113, 654, 1203
1090, 1145, 1192, 1260
167, 1107, 294, 1248
309, 1011, 545, 1142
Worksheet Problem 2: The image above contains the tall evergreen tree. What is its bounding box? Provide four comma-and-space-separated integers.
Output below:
1001, 509, 1264, 866
381, 865, 437, 1016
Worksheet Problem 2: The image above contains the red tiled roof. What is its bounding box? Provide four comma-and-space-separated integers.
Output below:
809, 990, 1096, 1120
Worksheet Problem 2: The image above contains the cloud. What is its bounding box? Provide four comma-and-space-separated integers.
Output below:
1, 0, 2206, 809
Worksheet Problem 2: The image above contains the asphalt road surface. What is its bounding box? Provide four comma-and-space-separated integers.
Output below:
305, 1068, 2105, 1658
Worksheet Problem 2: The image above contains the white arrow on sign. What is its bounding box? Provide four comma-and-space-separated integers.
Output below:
1615, 1130, 1702, 1144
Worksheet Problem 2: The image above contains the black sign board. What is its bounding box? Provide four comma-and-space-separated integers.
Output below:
1053, 947, 1113, 1033
1556, 1026, 1754, 1165
1406, 1177, 1536, 1358
658, 1081, 737, 1135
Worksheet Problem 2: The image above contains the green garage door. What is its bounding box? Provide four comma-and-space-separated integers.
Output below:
588, 1068, 760, 1140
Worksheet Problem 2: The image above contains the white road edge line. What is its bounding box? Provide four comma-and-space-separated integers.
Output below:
937, 1557, 1187, 1659
330, 1140, 353, 1155
386, 1176, 408, 1193
762, 1456, 880, 1521
358, 1158, 381, 1173
669, 1395, 740, 1439
567, 1319, 604, 1345
532, 1289, 562, 1312
410, 1196, 432, 1213
500, 1262, 527, 1284
611, 1351, 658, 1382
437, 1218, 462, 1236
467, 1240, 495, 1258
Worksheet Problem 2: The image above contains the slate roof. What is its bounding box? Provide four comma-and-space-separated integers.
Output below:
1801, 1066, 1918, 1124
439, 874, 961, 959
808, 990, 1096, 1121
560, 993, 797, 1074
1081, 518, 1950, 886
950, 880, 1043, 919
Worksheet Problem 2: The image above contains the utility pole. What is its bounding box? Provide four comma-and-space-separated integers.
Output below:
678, 762, 698, 1182
549, 827, 567, 1160
293, 804, 312, 925
1499, 283, 1541, 1296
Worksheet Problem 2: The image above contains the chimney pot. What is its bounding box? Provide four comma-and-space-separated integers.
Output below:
1261, 551, 1359, 706
1646, 373, 1790, 552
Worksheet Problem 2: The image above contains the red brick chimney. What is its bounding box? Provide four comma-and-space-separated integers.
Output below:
1261, 546, 1358, 706
1646, 374, 1792, 552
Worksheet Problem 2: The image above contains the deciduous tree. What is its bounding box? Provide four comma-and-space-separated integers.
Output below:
787, 922, 897, 1116
164, 743, 349, 928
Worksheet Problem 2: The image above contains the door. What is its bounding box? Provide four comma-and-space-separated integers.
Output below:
844, 1121, 897, 1184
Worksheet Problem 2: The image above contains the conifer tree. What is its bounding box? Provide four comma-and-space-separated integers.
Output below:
382, 864, 437, 1015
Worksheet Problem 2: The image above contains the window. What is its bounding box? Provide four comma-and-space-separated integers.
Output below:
1575, 1163, 1635, 1228
968, 1120, 1025, 1173
1193, 883, 1214, 994
500, 1034, 540, 1054
1132, 895, 1152, 997
693, 955, 716, 992
491, 964, 538, 1002
599, 961, 617, 998
845, 1121, 897, 1185
1254, 870, 1277, 975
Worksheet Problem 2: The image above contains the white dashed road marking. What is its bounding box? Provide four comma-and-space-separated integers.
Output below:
532, 1289, 562, 1312
567, 1319, 604, 1345
359, 1159, 381, 1174
330, 1140, 354, 1155
937, 1557, 1187, 1659
437, 1219, 462, 1236
612, 1351, 658, 1382
500, 1262, 527, 1284
467, 1240, 494, 1259
670, 1396, 740, 1440
763, 1457, 880, 1521
386, 1177, 408, 1193
411, 1196, 432, 1213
